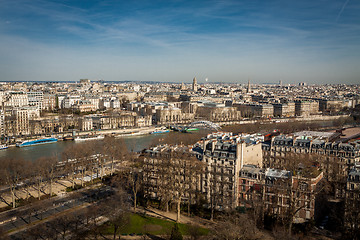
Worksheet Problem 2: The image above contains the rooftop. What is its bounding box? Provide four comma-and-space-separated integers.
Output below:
293, 131, 335, 139
265, 168, 291, 179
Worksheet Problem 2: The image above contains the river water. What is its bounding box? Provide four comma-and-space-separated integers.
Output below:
0, 133, 167, 162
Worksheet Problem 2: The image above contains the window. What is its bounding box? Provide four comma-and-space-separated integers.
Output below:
300, 182, 308, 191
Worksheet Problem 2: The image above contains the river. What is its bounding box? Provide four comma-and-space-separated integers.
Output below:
0, 133, 168, 162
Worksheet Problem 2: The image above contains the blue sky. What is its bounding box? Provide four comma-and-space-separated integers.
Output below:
0, 0, 359, 84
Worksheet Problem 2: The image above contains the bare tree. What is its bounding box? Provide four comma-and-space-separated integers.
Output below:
33, 157, 49, 200
152, 131, 209, 147
211, 212, 262, 240
19, 160, 33, 201
45, 155, 59, 197
1, 158, 26, 208
102, 136, 128, 175
124, 154, 143, 212
55, 214, 76, 240
101, 187, 130, 240
344, 188, 360, 239
157, 152, 175, 212
172, 151, 203, 222
63, 144, 81, 189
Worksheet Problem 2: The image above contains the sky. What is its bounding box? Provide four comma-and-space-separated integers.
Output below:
0, 0, 359, 84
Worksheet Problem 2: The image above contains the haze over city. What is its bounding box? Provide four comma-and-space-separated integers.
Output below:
1, 0, 360, 84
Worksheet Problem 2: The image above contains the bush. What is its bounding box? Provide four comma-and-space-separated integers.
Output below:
66, 184, 82, 192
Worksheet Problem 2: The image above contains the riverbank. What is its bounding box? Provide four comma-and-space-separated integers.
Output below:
2, 126, 163, 150
4, 114, 350, 147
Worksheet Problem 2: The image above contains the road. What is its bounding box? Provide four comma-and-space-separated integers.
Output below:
0, 184, 113, 239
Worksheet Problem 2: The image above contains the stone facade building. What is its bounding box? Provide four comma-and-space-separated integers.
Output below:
196, 106, 242, 123
344, 163, 360, 234
4, 92, 29, 108
263, 131, 360, 199
295, 100, 319, 116
193, 132, 263, 209
155, 108, 185, 125
13, 108, 30, 135
273, 102, 295, 117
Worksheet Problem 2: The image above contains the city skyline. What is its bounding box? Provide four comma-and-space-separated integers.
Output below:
1, 0, 360, 84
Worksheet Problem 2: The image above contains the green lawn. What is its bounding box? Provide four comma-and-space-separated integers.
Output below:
100, 213, 209, 236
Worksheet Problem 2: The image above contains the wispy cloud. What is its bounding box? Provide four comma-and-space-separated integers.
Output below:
336, 0, 350, 22
0, 0, 360, 83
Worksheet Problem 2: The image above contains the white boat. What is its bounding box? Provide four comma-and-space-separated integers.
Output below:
0, 144, 8, 150
74, 135, 105, 141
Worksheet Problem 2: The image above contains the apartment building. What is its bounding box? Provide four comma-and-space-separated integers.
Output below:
264, 169, 323, 223
4, 92, 29, 107
273, 102, 295, 117
295, 100, 319, 116
155, 107, 185, 125
142, 145, 201, 206
263, 130, 360, 199
234, 103, 274, 118
71, 100, 96, 112
43, 94, 56, 111
239, 165, 323, 223
238, 165, 264, 207
78, 117, 93, 131
13, 108, 30, 135
27, 92, 44, 110
193, 132, 263, 209
0, 110, 5, 136
196, 106, 242, 123
344, 163, 360, 233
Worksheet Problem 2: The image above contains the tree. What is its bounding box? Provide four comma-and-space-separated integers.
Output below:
33, 157, 49, 200
170, 223, 183, 240
44, 155, 60, 197
187, 224, 202, 240
100, 188, 130, 240
124, 154, 143, 212
62, 142, 94, 188
156, 152, 175, 213
172, 151, 203, 222
1, 158, 26, 208
151, 131, 209, 147
344, 185, 360, 239
19, 160, 33, 201
211, 212, 261, 240
265, 154, 323, 237
56, 214, 76, 240
142, 148, 204, 221
102, 136, 128, 176
63, 144, 81, 189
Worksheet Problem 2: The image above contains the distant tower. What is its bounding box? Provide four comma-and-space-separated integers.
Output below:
192, 77, 198, 92
279, 80, 283, 86
180, 82, 186, 90
247, 79, 251, 93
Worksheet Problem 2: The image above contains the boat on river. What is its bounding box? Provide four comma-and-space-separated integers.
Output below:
16, 138, 58, 147
63, 136, 74, 141
0, 144, 8, 150
150, 130, 170, 134
74, 135, 104, 141
181, 127, 199, 133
